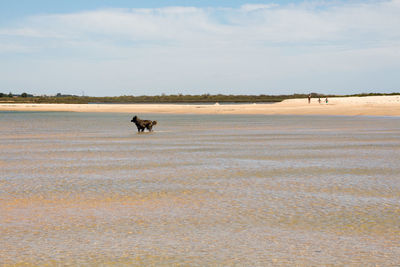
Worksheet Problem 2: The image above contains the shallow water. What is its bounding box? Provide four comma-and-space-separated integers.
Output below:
1, 112, 400, 266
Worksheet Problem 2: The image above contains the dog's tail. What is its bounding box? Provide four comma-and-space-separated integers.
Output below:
152, 120, 157, 125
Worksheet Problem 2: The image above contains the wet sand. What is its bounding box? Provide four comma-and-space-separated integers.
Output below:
1, 95, 400, 116
1, 113, 400, 265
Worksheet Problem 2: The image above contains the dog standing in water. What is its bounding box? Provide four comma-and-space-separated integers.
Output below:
131, 116, 157, 133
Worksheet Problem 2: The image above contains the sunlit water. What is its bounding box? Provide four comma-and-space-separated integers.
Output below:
1, 112, 399, 266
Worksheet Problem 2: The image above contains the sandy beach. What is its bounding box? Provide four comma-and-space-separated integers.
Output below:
1, 95, 400, 116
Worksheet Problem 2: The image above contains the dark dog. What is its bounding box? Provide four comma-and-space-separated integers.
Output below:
131, 115, 157, 132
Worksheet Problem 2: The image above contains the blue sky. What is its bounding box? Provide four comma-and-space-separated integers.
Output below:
1, 0, 399, 96
0, 0, 299, 25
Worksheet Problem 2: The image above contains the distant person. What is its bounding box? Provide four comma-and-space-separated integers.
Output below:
325, 98, 328, 104
318, 98, 321, 104
308, 94, 311, 104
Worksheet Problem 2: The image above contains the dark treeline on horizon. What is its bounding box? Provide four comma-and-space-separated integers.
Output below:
1, 92, 399, 104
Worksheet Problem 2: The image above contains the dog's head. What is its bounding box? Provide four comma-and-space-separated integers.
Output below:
131, 116, 137, 123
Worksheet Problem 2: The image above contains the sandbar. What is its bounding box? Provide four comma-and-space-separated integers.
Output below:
1, 95, 400, 116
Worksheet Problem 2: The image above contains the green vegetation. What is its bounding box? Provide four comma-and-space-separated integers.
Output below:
0, 92, 399, 104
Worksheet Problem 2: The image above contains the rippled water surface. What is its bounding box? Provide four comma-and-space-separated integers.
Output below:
1, 112, 400, 265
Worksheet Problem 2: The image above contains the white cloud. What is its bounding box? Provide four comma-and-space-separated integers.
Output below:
240, 4, 279, 12
0, 1, 399, 95
0, 42, 34, 53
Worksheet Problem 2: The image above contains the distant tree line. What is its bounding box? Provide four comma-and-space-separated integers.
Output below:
0, 92, 33, 98
1, 92, 399, 104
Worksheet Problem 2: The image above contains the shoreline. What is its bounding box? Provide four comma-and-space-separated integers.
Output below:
1, 95, 400, 116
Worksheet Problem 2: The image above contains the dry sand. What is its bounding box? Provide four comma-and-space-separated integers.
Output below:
1, 95, 400, 116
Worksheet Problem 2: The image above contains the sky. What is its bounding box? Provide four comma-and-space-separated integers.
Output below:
0, 0, 399, 96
